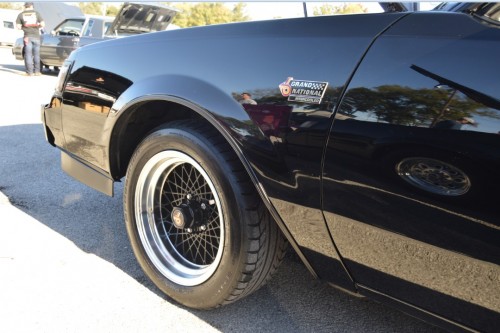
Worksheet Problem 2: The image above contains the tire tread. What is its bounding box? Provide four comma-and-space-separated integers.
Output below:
133, 119, 287, 308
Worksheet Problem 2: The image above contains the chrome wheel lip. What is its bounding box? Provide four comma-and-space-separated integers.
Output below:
396, 157, 471, 196
135, 150, 224, 286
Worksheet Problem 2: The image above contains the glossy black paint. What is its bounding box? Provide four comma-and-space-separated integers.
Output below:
42, 9, 500, 332
323, 12, 500, 332
60, 13, 410, 294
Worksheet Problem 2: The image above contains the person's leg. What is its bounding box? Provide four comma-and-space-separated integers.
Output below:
33, 38, 41, 75
24, 37, 34, 75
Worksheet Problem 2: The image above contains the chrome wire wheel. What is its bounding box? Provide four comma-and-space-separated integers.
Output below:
396, 157, 471, 196
134, 150, 224, 286
125, 122, 287, 308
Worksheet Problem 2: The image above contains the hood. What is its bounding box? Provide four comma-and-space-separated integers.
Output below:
106, 2, 179, 36
33, 2, 83, 32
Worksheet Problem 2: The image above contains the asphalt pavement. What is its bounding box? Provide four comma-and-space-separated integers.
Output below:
0, 46, 443, 333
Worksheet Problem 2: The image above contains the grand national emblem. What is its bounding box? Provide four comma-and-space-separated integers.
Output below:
279, 77, 328, 104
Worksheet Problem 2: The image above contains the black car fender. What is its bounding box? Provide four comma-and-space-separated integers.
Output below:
107, 74, 322, 279
108, 74, 267, 177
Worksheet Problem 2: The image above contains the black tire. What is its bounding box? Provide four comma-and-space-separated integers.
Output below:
124, 120, 287, 309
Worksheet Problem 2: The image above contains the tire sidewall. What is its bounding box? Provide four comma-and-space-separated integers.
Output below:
124, 126, 249, 308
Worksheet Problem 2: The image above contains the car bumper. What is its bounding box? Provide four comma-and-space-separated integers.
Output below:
41, 101, 114, 196
41, 103, 55, 146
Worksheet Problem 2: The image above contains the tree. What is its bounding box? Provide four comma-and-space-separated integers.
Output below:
230, 3, 248, 23
105, 4, 120, 17
173, 3, 249, 28
79, 2, 104, 16
340, 85, 484, 127
313, 3, 368, 16
77, 2, 117, 17
0, 3, 23, 10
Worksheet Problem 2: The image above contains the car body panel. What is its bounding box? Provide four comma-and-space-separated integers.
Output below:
57, 13, 411, 292
323, 12, 500, 332
33, 2, 84, 32
41, 6, 500, 332
106, 2, 177, 36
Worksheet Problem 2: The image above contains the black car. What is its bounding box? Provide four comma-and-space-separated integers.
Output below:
41, 3, 500, 332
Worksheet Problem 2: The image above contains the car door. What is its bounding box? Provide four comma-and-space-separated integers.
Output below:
41, 18, 85, 66
323, 11, 500, 332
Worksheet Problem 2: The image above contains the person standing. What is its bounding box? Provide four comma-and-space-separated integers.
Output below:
16, 2, 45, 76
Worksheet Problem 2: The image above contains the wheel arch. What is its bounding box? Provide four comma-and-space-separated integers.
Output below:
107, 75, 255, 180
107, 76, 319, 279
109, 97, 206, 180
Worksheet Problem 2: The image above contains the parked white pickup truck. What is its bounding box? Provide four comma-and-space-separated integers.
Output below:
0, 9, 23, 46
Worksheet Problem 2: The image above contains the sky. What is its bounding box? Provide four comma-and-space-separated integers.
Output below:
2, 2, 442, 22
241, 2, 384, 20
211, 2, 441, 21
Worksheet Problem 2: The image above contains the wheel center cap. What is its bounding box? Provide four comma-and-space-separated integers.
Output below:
171, 207, 186, 229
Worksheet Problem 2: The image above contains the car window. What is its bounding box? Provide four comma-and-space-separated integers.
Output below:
104, 21, 112, 34
145, 12, 156, 23
83, 19, 95, 37
55, 19, 85, 36
3, 21, 14, 29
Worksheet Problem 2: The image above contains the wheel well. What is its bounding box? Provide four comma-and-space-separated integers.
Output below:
110, 100, 207, 179
110, 99, 319, 280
